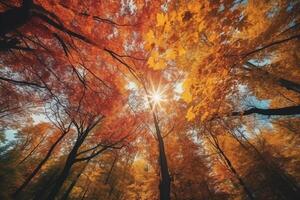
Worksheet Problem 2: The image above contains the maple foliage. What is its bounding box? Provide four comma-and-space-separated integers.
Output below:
0, 1, 300, 200
145, 0, 300, 121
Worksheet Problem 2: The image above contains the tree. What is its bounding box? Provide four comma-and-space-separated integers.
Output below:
145, 0, 300, 121
42, 81, 139, 200
1, 1, 300, 200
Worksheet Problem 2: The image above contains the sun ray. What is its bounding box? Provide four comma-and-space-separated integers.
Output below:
146, 85, 167, 111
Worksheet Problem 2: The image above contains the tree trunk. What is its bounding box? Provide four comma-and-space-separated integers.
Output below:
204, 182, 214, 200
46, 117, 102, 200
208, 131, 255, 200
80, 182, 90, 200
228, 127, 300, 199
153, 113, 171, 200
61, 159, 91, 200
104, 154, 118, 185
232, 105, 300, 116
46, 140, 81, 200
278, 79, 300, 94
13, 132, 67, 198
219, 147, 254, 200
222, 120, 300, 199
244, 62, 300, 94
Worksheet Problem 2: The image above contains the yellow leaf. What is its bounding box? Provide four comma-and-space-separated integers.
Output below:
145, 30, 155, 49
156, 13, 166, 26
165, 21, 171, 33
147, 56, 155, 68
177, 46, 186, 56
165, 49, 176, 60
191, 32, 199, 43
188, 3, 200, 13
153, 59, 165, 70
182, 79, 193, 103
147, 51, 165, 70
186, 106, 196, 121
198, 21, 205, 32
201, 111, 209, 122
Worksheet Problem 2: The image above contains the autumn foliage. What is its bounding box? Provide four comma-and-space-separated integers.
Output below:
0, 0, 300, 200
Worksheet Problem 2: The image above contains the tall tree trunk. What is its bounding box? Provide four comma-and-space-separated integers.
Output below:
61, 158, 91, 200
13, 131, 67, 198
46, 139, 82, 200
104, 154, 118, 185
232, 105, 300, 116
218, 147, 255, 200
204, 182, 214, 200
278, 79, 300, 94
153, 113, 171, 200
108, 180, 115, 198
32, 171, 57, 200
208, 131, 255, 200
45, 117, 103, 200
225, 124, 300, 199
244, 62, 300, 94
80, 182, 90, 200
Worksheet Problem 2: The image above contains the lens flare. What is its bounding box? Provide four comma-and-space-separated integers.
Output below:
146, 86, 168, 111
151, 91, 163, 104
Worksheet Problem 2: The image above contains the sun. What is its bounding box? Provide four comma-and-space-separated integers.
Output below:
142, 78, 169, 111
151, 91, 163, 104
147, 86, 167, 110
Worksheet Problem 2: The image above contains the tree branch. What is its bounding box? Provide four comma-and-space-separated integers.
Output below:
242, 34, 300, 58
232, 105, 300, 116
0, 76, 45, 88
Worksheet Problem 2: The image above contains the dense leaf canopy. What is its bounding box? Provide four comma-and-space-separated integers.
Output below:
0, 1, 299, 200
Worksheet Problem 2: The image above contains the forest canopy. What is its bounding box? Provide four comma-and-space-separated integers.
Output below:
0, 0, 300, 200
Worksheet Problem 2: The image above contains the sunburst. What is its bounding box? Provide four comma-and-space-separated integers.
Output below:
145, 79, 168, 111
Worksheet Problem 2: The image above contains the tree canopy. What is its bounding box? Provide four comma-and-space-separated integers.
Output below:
0, 0, 300, 200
